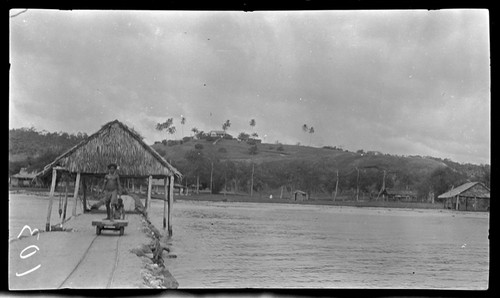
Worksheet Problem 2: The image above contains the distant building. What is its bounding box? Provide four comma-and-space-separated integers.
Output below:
379, 189, 417, 201
438, 182, 490, 211
152, 179, 187, 195
293, 190, 308, 201
208, 130, 226, 138
9, 168, 38, 187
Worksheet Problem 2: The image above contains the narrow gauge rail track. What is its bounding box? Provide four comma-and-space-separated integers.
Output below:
58, 233, 122, 289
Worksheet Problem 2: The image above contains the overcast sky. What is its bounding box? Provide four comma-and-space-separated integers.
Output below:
9, 9, 490, 164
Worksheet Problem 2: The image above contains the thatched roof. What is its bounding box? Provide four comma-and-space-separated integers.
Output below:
36, 120, 181, 178
438, 182, 490, 199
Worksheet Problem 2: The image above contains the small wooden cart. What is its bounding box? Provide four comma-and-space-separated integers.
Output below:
92, 220, 128, 236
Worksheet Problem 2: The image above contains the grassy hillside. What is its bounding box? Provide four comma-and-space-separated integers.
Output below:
152, 138, 446, 176
151, 138, 489, 198
9, 128, 489, 198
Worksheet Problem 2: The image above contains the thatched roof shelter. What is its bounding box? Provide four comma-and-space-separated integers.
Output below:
36, 119, 181, 179
437, 182, 490, 199
37, 120, 181, 233
438, 182, 490, 211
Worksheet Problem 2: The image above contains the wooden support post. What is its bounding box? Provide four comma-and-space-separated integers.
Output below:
45, 168, 58, 231
455, 195, 459, 210
280, 186, 284, 199
224, 172, 227, 197
168, 175, 174, 236
62, 173, 69, 222
250, 163, 255, 197
196, 175, 200, 194
210, 161, 214, 195
146, 175, 152, 213
132, 180, 135, 193
82, 177, 88, 213
72, 173, 81, 216
334, 170, 339, 201
356, 168, 360, 202
163, 177, 168, 229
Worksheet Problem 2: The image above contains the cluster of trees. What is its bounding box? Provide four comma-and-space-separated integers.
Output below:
168, 144, 490, 201
157, 117, 262, 146
152, 118, 490, 200
166, 147, 399, 199
416, 165, 490, 198
157, 116, 320, 151
9, 127, 88, 155
10, 124, 490, 202
427, 157, 491, 188
157, 117, 263, 164
9, 127, 88, 175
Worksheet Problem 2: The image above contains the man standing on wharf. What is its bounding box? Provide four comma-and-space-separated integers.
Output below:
101, 163, 122, 221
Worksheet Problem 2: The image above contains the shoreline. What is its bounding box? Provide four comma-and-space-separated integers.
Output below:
12, 187, 488, 212
165, 193, 449, 211
132, 215, 179, 288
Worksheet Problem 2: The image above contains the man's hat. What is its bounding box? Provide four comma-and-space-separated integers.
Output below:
107, 163, 118, 169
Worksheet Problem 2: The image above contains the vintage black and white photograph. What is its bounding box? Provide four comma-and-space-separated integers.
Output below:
9, 9, 490, 290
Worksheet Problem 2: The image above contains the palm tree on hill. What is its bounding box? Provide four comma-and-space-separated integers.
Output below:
302, 124, 308, 145
250, 119, 256, 133
308, 126, 315, 146
156, 118, 176, 143
249, 119, 257, 197
191, 127, 199, 137
222, 120, 231, 136
180, 116, 186, 138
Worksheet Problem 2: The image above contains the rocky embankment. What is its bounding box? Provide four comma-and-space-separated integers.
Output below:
130, 215, 178, 288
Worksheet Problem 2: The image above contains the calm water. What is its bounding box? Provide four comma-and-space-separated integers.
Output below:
148, 200, 489, 289
9, 194, 489, 289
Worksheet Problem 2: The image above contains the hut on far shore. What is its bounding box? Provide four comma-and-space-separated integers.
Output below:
35, 119, 182, 234
438, 182, 490, 211
293, 190, 308, 201
378, 189, 417, 201
10, 168, 40, 187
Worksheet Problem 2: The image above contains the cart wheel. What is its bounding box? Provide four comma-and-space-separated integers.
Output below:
96, 226, 101, 235
119, 227, 124, 236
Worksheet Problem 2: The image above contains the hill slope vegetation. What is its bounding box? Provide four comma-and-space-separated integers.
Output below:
9, 128, 490, 200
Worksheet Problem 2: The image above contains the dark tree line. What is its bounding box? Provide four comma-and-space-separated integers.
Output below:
9, 127, 88, 175
169, 149, 490, 201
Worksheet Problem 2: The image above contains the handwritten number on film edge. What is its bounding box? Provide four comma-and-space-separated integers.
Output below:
17, 225, 40, 240
15, 225, 41, 277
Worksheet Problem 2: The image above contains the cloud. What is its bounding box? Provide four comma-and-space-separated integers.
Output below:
9, 10, 490, 164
